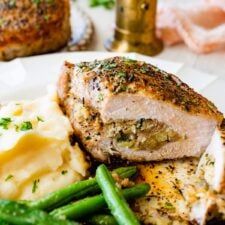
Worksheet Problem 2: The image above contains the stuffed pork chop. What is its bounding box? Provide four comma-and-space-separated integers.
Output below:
57, 57, 223, 162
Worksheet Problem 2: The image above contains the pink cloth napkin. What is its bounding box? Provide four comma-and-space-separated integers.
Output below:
157, 0, 225, 53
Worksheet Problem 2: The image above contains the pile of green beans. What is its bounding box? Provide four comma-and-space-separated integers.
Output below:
0, 200, 79, 225
50, 183, 149, 220
0, 165, 150, 225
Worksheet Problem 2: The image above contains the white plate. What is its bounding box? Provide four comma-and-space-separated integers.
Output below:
0, 52, 224, 113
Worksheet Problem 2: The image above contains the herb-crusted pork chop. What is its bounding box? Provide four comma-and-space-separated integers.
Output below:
57, 57, 223, 162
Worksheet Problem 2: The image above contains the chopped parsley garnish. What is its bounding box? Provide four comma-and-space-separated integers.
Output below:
5, 174, 14, 181
61, 170, 68, 175
20, 121, 33, 131
45, 0, 54, 4
140, 66, 149, 74
103, 63, 117, 70
98, 93, 104, 101
85, 136, 91, 140
124, 58, 136, 66
32, 0, 41, 4
37, 116, 44, 122
117, 72, 126, 78
44, 15, 50, 21
124, 57, 136, 62
164, 202, 175, 210
14, 124, 19, 132
32, 179, 40, 193
89, 0, 115, 9
77, 62, 85, 68
32, 0, 55, 5
115, 85, 127, 93
0, 117, 12, 129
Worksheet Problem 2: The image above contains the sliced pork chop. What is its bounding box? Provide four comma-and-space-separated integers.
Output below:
57, 57, 223, 162
197, 119, 225, 194
133, 158, 225, 225
134, 120, 225, 225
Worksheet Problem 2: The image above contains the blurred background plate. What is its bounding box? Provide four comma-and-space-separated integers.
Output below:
66, 2, 94, 51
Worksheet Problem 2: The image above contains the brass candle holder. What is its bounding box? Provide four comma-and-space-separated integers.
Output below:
105, 0, 163, 56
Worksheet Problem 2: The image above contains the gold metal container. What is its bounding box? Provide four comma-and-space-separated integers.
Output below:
105, 0, 163, 56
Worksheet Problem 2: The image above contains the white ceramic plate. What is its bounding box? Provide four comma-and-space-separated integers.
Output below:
0, 52, 224, 113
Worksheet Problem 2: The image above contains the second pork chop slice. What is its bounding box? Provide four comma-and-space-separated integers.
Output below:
58, 57, 223, 162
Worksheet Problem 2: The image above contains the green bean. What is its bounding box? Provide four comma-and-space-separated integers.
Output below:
50, 183, 150, 220
88, 214, 118, 225
0, 200, 79, 225
27, 166, 137, 211
96, 164, 141, 225
112, 166, 137, 179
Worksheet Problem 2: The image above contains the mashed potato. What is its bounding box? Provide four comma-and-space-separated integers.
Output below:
0, 91, 89, 200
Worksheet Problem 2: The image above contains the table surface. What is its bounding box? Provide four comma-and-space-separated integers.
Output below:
77, 0, 225, 79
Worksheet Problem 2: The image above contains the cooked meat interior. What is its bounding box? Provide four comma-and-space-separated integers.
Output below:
197, 119, 225, 194
57, 57, 223, 162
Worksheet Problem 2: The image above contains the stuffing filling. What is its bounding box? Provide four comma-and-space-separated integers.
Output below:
104, 119, 181, 151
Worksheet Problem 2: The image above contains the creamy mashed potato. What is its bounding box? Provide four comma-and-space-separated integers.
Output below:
0, 91, 89, 200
